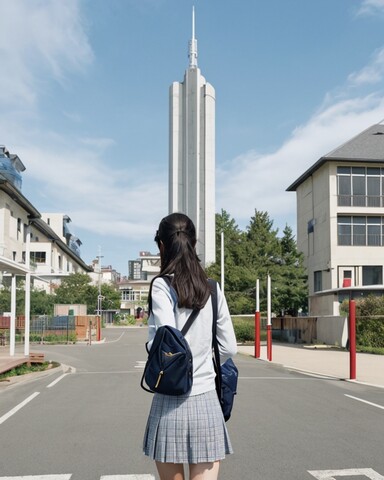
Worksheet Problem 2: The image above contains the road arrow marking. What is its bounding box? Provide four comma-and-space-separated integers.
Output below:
308, 468, 384, 479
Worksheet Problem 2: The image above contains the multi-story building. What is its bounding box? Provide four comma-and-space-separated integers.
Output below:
89, 261, 121, 287
119, 251, 160, 316
287, 123, 384, 315
28, 216, 90, 292
0, 146, 91, 294
0, 146, 35, 280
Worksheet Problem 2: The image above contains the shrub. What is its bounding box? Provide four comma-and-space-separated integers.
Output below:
232, 317, 254, 343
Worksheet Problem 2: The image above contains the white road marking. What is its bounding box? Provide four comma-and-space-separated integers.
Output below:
0, 475, 72, 479
0, 475, 155, 480
47, 374, 68, 388
104, 332, 125, 343
135, 361, 146, 369
308, 468, 384, 479
0, 392, 40, 425
345, 394, 384, 410
101, 476, 155, 479
239, 376, 327, 380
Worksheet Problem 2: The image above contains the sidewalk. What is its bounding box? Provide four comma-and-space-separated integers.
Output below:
0, 346, 46, 375
238, 343, 384, 389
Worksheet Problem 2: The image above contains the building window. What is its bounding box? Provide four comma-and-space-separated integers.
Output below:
314, 271, 322, 292
338, 215, 384, 246
30, 252, 46, 264
122, 289, 135, 301
362, 266, 383, 285
337, 166, 384, 207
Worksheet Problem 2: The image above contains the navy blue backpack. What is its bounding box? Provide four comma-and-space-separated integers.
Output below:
140, 277, 199, 396
209, 279, 238, 422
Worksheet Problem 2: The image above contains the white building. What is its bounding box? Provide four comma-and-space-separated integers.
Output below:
28, 215, 90, 293
119, 251, 160, 316
287, 123, 384, 316
0, 147, 90, 293
169, 9, 215, 266
0, 145, 91, 355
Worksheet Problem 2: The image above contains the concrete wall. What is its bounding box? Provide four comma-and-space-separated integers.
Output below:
317, 315, 348, 347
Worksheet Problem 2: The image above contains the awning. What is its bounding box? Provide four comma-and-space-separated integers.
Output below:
0, 256, 30, 275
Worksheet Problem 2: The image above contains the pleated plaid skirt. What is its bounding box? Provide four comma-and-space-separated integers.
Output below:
143, 389, 233, 464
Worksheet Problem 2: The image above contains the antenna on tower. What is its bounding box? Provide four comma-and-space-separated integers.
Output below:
188, 6, 198, 69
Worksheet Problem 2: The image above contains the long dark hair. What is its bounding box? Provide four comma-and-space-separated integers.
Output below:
150, 213, 210, 310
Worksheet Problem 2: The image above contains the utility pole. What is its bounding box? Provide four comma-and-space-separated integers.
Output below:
96, 247, 104, 320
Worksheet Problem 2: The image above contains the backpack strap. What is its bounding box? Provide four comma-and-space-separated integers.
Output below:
209, 279, 222, 398
160, 275, 199, 335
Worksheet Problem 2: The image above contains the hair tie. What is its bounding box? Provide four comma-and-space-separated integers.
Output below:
172, 229, 186, 237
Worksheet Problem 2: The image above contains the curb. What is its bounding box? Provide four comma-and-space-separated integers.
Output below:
238, 349, 384, 390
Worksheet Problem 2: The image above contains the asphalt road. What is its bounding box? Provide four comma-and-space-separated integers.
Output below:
0, 327, 383, 480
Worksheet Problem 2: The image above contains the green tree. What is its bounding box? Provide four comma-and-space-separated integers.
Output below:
100, 283, 121, 311
54, 273, 98, 313
54, 273, 120, 314
243, 210, 282, 313
0, 282, 54, 315
0, 286, 11, 314
275, 225, 308, 315
206, 210, 308, 315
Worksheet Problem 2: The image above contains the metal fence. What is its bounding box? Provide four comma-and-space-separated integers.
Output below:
0, 315, 77, 345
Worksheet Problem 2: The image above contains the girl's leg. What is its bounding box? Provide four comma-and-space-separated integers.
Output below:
155, 461, 185, 480
189, 461, 220, 480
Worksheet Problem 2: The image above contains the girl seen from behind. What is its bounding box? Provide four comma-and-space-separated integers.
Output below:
142, 213, 237, 480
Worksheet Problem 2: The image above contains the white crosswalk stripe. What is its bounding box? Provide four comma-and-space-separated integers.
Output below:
0, 476, 72, 480
0, 475, 155, 479
101, 476, 155, 479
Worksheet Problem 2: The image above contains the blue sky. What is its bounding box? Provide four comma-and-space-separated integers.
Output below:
2, 0, 384, 276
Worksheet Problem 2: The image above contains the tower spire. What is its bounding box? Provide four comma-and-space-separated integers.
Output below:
188, 6, 198, 69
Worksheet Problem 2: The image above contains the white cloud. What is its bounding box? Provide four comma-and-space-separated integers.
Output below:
217, 93, 384, 232
0, 0, 93, 107
356, 0, 384, 16
14, 141, 168, 241
348, 47, 384, 86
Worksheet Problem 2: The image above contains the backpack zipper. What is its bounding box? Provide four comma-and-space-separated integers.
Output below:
155, 370, 164, 388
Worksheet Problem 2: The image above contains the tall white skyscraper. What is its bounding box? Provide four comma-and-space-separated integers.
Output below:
169, 8, 216, 266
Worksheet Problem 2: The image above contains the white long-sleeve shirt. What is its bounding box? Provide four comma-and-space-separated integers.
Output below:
147, 277, 237, 396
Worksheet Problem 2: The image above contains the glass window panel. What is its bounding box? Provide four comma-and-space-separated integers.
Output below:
352, 176, 365, 195
362, 266, 383, 285
352, 167, 365, 174
367, 167, 380, 175
337, 166, 350, 174
367, 177, 380, 206
368, 225, 381, 245
338, 224, 351, 245
352, 216, 365, 224
338, 176, 351, 195
352, 176, 366, 206
353, 224, 366, 245
367, 217, 381, 224
338, 216, 351, 223
338, 176, 351, 206
314, 271, 322, 292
